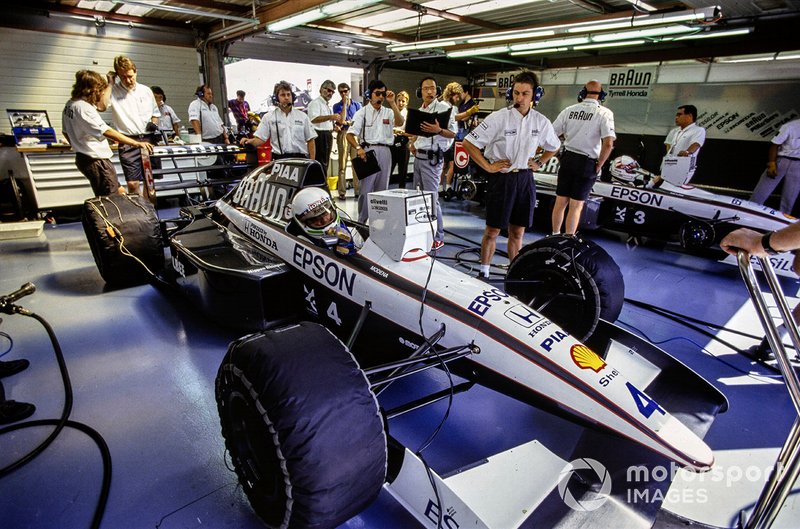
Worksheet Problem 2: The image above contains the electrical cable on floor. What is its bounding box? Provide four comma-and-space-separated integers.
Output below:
0, 330, 12, 357
618, 319, 783, 380
0, 294, 112, 529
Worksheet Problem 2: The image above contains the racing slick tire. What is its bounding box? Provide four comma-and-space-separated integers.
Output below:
216, 322, 387, 529
459, 179, 478, 201
82, 194, 163, 287
505, 235, 624, 341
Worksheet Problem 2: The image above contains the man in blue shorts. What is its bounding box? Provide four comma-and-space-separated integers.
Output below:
462, 71, 560, 279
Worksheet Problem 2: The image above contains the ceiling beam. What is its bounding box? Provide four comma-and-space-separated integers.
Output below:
208, 0, 328, 42
379, 0, 505, 30
312, 20, 413, 43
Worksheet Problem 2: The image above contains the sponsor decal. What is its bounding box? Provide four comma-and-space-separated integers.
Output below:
424, 500, 460, 529
467, 288, 509, 317
609, 186, 663, 207
527, 318, 553, 338
568, 110, 595, 121
303, 284, 317, 315
369, 265, 389, 278
171, 255, 185, 277
607, 67, 655, 99
503, 304, 543, 328
246, 221, 278, 250
571, 344, 606, 372
293, 244, 355, 296
504, 129, 517, 137
599, 368, 620, 387
271, 162, 301, 183
398, 336, 419, 349
232, 175, 291, 220
540, 330, 569, 352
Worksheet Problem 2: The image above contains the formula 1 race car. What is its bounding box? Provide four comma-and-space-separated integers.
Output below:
532, 156, 797, 278
83, 159, 728, 529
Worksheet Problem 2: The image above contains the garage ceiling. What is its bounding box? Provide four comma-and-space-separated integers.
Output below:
11, 0, 800, 70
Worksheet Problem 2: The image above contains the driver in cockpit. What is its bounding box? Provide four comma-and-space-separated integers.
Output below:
291, 187, 363, 256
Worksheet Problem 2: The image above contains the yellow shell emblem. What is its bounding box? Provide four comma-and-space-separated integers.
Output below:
571, 344, 606, 372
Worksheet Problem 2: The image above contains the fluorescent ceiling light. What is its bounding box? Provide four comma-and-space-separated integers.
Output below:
777, 50, 800, 60
673, 28, 752, 41
574, 40, 647, 50
447, 45, 509, 58
567, 12, 706, 34
591, 25, 695, 42
467, 30, 554, 44
390, 40, 457, 52
322, 0, 382, 16
450, 0, 545, 16
511, 36, 589, 51
719, 53, 776, 63
268, 9, 326, 32
509, 47, 570, 56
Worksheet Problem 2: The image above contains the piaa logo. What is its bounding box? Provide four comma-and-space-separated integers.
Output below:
571, 344, 606, 372
557, 458, 612, 511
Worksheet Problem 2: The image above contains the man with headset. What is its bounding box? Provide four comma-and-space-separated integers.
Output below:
188, 85, 229, 145
241, 81, 316, 160
750, 117, 800, 214
346, 79, 403, 223
408, 77, 457, 251
463, 71, 560, 279
550, 80, 616, 235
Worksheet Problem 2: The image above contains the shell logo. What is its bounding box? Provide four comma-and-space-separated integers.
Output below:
571, 344, 606, 372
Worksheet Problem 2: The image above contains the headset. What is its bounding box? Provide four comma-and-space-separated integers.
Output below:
364, 80, 387, 100
195, 85, 206, 98
505, 85, 545, 107
271, 81, 296, 106
416, 78, 443, 99
577, 86, 607, 103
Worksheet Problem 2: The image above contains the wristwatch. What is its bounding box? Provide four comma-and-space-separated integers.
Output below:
761, 231, 780, 256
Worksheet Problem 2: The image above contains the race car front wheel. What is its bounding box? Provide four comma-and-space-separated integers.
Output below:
216, 322, 387, 529
505, 235, 624, 341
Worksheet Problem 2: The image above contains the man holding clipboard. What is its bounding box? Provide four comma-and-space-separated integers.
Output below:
408, 77, 457, 251
346, 79, 403, 223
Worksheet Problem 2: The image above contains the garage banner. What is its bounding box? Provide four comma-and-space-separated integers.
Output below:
607, 68, 656, 100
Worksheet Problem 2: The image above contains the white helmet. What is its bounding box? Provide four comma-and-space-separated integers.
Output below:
291, 187, 339, 241
610, 155, 641, 183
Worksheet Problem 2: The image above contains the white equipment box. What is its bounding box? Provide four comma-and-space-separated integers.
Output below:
661, 155, 695, 186
368, 189, 434, 261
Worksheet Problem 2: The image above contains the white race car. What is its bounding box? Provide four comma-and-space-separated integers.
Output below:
534, 155, 797, 277
84, 159, 729, 529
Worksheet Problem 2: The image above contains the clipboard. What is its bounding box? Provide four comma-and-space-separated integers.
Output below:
404, 107, 451, 137
351, 149, 381, 179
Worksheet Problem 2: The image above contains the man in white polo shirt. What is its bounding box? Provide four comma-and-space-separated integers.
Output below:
241, 81, 316, 161
551, 80, 615, 235
307, 80, 341, 177
750, 118, 800, 213
409, 76, 457, 251
648, 104, 706, 188
105, 55, 160, 194
188, 85, 229, 145
346, 79, 403, 224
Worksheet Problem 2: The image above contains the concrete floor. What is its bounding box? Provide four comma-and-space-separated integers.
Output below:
0, 189, 798, 529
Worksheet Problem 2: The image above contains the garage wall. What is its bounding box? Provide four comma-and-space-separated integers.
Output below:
0, 27, 201, 137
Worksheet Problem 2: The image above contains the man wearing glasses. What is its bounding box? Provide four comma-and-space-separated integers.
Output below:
648, 105, 706, 188
346, 79, 404, 223
333, 83, 362, 200
307, 80, 342, 177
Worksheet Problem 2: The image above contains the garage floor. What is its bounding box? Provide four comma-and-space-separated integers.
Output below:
1, 189, 798, 529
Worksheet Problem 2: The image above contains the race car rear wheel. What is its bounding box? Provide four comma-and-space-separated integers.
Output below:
505, 236, 624, 341
216, 322, 387, 529
459, 179, 478, 201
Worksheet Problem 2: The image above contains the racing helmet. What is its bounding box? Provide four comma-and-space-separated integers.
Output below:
291, 187, 339, 240
610, 155, 641, 183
